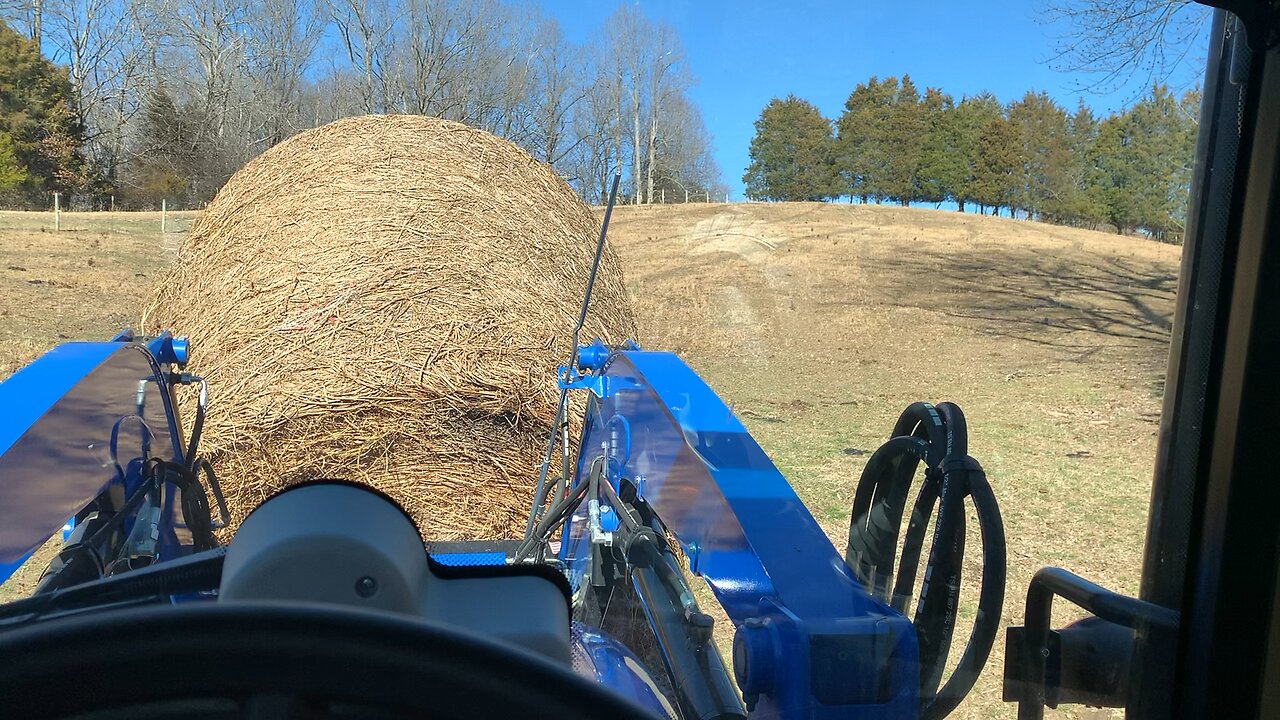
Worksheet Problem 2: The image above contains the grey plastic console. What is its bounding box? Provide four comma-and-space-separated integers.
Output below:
218, 482, 571, 664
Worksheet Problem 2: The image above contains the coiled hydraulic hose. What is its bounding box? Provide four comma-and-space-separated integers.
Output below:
845, 401, 1006, 720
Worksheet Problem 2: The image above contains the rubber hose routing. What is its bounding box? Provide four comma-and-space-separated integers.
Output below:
845, 401, 1006, 720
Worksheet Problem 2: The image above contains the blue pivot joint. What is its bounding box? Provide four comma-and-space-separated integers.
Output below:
576, 339, 611, 371
148, 334, 189, 367
558, 339, 616, 398
113, 330, 190, 368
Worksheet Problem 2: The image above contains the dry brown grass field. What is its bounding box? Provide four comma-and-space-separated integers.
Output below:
607, 202, 1178, 718
0, 202, 1179, 718
0, 210, 196, 377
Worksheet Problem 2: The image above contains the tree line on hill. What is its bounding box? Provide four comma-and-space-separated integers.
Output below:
0, 1, 725, 210
744, 77, 1199, 242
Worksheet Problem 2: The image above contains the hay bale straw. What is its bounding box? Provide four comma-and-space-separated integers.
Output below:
141, 115, 635, 540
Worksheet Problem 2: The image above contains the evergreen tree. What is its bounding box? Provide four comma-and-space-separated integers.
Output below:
822, 72, 1199, 237
744, 95, 837, 202
1091, 84, 1199, 240
1008, 91, 1073, 220
0, 20, 88, 203
835, 76, 898, 202
1092, 113, 1143, 234
953, 92, 1004, 212
1168, 89, 1201, 241
123, 85, 255, 208
970, 116, 1021, 215
124, 88, 203, 206
0, 132, 27, 194
1064, 100, 1108, 227
835, 82, 871, 201
1125, 84, 1196, 241
882, 74, 925, 204
913, 88, 964, 206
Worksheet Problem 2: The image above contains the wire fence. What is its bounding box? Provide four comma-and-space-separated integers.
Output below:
652, 189, 731, 204
0, 194, 199, 237
32, 193, 194, 234
596, 189, 733, 205
26, 188, 738, 235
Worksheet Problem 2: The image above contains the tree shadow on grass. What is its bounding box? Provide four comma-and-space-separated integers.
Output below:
866, 246, 1178, 364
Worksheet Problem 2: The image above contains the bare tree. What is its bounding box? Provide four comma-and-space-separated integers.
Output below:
607, 43, 625, 201
604, 5, 652, 204
164, 0, 248, 139
329, 0, 396, 112
1043, 0, 1213, 91
383, 0, 535, 141
33, 0, 724, 207
0, 0, 41, 42
138, 0, 261, 201
395, 0, 467, 116
644, 21, 686, 204
482, 3, 538, 141
305, 60, 364, 125
527, 17, 584, 168
242, 0, 323, 147
38, 0, 158, 185
653, 92, 723, 199
560, 40, 620, 201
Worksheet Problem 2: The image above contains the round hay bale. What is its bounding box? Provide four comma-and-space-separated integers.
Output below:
141, 115, 635, 540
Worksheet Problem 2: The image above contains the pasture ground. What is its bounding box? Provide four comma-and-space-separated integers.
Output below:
0, 203, 1179, 718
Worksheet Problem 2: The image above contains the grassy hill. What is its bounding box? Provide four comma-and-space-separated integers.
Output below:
606, 201, 1179, 718
0, 202, 1179, 717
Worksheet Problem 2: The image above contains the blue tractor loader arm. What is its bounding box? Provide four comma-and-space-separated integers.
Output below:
0, 332, 214, 589
510, 340, 1006, 720
556, 347, 920, 719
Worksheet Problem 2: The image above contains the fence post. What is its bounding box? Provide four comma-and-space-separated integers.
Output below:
161, 199, 167, 234
110, 195, 115, 212
661, 189, 665, 204
53, 192, 60, 232
725, 192, 730, 203
684, 189, 689, 204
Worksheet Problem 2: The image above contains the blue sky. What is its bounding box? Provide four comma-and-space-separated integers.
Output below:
534, 0, 1212, 200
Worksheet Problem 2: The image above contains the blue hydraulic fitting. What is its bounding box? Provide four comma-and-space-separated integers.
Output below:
152, 335, 189, 366
169, 336, 189, 365
577, 340, 610, 371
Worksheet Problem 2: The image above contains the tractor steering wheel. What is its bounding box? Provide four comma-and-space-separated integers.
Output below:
0, 601, 655, 720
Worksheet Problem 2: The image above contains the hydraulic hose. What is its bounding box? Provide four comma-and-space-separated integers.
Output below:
845, 401, 1006, 720
513, 457, 598, 562
917, 402, 968, 699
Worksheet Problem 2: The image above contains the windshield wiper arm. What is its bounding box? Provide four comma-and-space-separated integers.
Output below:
0, 547, 225, 629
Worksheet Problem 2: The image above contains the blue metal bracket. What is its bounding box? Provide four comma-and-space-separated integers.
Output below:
151, 335, 189, 367
557, 365, 609, 398
576, 339, 612, 371
558, 342, 643, 401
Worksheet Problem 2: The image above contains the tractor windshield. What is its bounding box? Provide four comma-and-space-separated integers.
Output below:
0, 1, 1223, 719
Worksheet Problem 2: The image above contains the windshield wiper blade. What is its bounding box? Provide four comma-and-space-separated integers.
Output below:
0, 547, 225, 629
